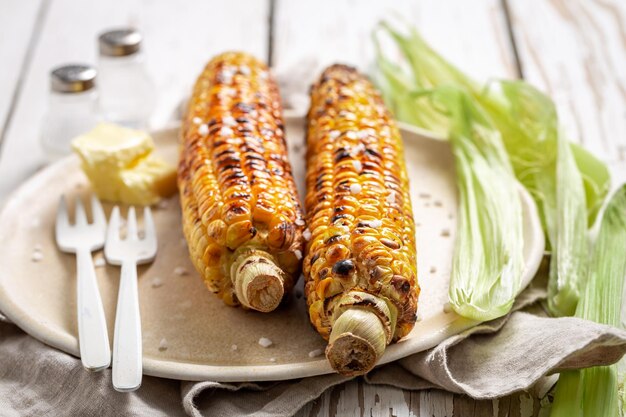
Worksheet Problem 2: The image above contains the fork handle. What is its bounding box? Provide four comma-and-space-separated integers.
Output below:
112, 260, 142, 392
76, 248, 111, 371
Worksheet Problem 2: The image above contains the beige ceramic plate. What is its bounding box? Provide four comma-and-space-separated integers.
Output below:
0, 114, 544, 382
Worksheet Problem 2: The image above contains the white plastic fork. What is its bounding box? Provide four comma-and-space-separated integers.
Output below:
55, 195, 111, 371
105, 206, 157, 392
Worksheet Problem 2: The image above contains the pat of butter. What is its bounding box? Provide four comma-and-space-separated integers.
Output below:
72, 123, 177, 205
72, 123, 154, 169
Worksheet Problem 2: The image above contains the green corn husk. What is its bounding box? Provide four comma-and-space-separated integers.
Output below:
550, 185, 626, 417
373, 21, 610, 316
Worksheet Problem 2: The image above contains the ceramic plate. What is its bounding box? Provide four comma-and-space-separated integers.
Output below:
0, 114, 544, 382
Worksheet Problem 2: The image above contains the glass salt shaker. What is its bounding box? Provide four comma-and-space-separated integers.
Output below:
40, 64, 99, 161
97, 28, 156, 128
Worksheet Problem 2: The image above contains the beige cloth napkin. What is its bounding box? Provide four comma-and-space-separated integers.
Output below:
2, 281, 626, 417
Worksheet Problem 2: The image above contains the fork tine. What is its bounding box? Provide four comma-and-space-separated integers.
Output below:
127, 206, 138, 240
56, 195, 70, 237
107, 206, 121, 245
143, 206, 156, 244
75, 196, 87, 226
90, 195, 106, 228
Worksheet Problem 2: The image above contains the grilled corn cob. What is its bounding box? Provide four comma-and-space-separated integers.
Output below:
179, 52, 304, 312
304, 65, 418, 375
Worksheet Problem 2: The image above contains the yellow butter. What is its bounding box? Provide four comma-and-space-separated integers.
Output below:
72, 123, 176, 205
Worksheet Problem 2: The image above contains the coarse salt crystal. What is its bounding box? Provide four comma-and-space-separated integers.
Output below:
258, 337, 273, 348
174, 266, 189, 276
294, 249, 302, 260
295, 218, 305, 226
386, 193, 395, 204
231, 344, 238, 351
329, 130, 340, 139
94, 257, 106, 268
239, 65, 251, 76
269, 357, 276, 363
198, 124, 209, 136
441, 228, 451, 237
346, 131, 357, 140
151, 277, 164, 288
220, 127, 234, 137
443, 302, 453, 314
222, 116, 236, 126
308, 349, 323, 358
349, 183, 362, 195
192, 117, 202, 124
357, 130, 369, 139
158, 338, 168, 351
31, 251, 43, 262
370, 220, 382, 228
303, 229, 312, 241
352, 160, 362, 172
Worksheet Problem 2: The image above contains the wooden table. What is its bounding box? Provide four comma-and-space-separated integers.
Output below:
0, 0, 624, 415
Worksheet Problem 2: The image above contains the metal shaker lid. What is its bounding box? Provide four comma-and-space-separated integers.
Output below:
98, 28, 142, 57
50, 64, 97, 93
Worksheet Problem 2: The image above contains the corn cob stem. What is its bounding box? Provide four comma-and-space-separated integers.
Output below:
326, 308, 387, 376
231, 250, 285, 312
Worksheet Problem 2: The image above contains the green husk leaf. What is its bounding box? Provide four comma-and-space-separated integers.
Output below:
373, 21, 610, 316
550, 185, 626, 417
423, 87, 525, 321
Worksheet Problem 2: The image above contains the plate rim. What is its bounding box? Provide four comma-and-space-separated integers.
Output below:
0, 117, 544, 382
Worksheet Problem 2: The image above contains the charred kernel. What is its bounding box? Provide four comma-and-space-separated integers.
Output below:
332, 259, 355, 276
380, 238, 401, 249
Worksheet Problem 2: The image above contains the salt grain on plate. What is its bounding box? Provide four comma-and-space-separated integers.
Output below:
33, 243, 43, 252
429, 266, 437, 274
443, 302, 453, 314
258, 337, 273, 348
349, 183, 362, 195
231, 344, 238, 351
294, 249, 302, 260
156, 199, 169, 210
434, 200, 443, 207
151, 277, 164, 288
269, 358, 276, 363
448, 213, 454, 220
441, 228, 451, 237
308, 349, 323, 358
352, 160, 362, 172
174, 266, 189, 276
198, 124, 209, 136
31, 251, 43, 262
192, 117, 202, 124
158, 338, 168, 351
303, 229, 312, 241
418, 192, 431, 199
295, 218, 305, 226
94, 257, 106, 268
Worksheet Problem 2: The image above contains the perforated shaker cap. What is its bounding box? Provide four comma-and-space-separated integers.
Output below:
98, 28, 142, 57
50, 64, 97, 93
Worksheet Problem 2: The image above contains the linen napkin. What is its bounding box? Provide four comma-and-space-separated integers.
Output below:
3, 274, 626, 417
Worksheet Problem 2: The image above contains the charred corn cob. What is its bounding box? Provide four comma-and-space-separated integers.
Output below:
179, 52, 304, 312
303, 65, 418, 375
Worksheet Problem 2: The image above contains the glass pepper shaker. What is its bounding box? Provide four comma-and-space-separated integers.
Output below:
40, 64, 99, 161
97, 28, 156, 128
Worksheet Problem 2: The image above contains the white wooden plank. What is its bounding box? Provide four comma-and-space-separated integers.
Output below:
0, 0, 43, 133
508, 0, 626, 163
273, 0, 517, 112
0, 0, 270, 200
